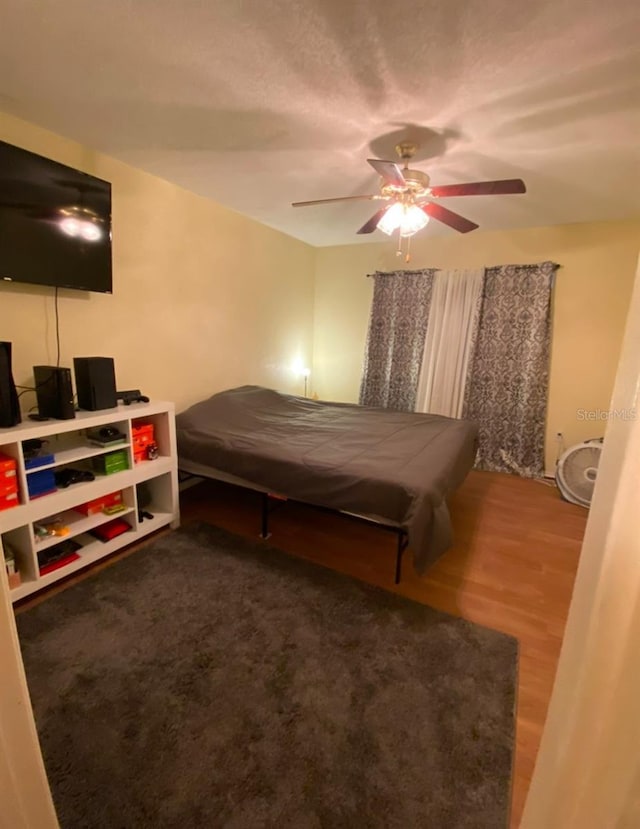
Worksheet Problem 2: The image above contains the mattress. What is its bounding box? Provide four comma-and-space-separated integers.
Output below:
176, 385, 479, 573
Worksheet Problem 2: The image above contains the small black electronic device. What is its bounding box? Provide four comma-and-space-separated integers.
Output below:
22, 438, 48, 460
0, 341, 21, 427
33, 366, 75, 420
74, 357, 117, 411
54, 468, 95, 488
28, 413, 50, 421
99, 427, 119, 439
117, 389, 149, 405
37, 539, 82, 572
87, 427, 126, 447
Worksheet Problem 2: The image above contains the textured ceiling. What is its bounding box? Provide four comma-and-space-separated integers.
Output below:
1, 0, 639, 246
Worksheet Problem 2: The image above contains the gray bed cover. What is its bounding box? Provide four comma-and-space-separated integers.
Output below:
176, 386, 478, 573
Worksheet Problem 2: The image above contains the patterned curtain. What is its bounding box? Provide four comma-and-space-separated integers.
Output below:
462, 261, 558, 476
359, 269, 435, 410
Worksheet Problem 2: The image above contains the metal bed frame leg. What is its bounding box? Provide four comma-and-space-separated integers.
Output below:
258, 489, 406, 584
260, 492, 271, 539
395, 531, 408, 585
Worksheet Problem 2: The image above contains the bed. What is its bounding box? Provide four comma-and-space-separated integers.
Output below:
176, 385, 478, 580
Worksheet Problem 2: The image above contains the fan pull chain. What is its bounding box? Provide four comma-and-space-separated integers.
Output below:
394, 230, 412, 263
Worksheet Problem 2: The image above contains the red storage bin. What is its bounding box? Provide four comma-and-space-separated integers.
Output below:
76, 490, 123, 516
0, 452, 17, 475
0, 453, 18, 508
0, 478, 18, 497
132, 422, 155, 463
0, 491, 19, 511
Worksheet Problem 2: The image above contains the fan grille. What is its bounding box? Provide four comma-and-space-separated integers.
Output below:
557, 444, 602, 507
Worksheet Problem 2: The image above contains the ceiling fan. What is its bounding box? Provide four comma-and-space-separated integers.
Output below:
292, 142, 526, 238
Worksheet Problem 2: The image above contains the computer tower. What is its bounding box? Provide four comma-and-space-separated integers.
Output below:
33, 366, 75, 420
0, 341, 21, 427
73, 357, 117, 411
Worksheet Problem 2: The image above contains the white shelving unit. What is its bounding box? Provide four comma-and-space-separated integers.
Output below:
0, 401, 179, 603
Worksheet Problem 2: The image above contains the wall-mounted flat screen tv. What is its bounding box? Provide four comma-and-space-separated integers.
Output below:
0, 140, 112, 293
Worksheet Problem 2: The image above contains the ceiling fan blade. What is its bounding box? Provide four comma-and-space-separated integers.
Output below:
429, 179, 526, 198
292, 194, 384, 207
421, 202, 478, 233
357, 205, 392, 235
367, 158, 406, 188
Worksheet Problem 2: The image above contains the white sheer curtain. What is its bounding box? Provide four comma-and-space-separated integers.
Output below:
415, 268, 485, 418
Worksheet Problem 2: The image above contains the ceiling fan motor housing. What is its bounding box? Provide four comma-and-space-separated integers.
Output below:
402, 168, 430, 192
381, 168, 431, 199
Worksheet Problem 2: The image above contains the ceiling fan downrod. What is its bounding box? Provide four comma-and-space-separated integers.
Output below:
395, 141, 418, 168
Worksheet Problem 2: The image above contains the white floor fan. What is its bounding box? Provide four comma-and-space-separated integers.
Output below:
556, 438, 603, 507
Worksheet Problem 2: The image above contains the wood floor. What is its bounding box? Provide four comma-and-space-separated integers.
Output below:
17, 469, 586, 827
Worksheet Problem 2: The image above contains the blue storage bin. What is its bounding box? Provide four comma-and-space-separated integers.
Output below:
27, 469, 57, 499
25, 453, 55, 470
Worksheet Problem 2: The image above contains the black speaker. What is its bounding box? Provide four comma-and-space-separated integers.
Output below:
73, 357, 117, 411
33, 366, 75, 420
0, 341, 21, 428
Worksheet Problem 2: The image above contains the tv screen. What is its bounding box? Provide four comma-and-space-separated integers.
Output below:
0, 140, 112, 293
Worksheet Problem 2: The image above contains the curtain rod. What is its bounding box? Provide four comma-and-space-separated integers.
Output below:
366, 262, 562, 277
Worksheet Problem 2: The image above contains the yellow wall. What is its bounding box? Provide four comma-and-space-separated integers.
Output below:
313, 222, 640, 474
2, 110, 637, 477
0, 113, 315, 414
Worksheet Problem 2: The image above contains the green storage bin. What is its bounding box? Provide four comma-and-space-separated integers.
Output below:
92, 449, 129, 475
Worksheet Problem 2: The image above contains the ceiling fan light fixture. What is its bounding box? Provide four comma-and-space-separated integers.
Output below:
376, 202, 404, 235
399, 204, 429, 237
377, 202, 429, 237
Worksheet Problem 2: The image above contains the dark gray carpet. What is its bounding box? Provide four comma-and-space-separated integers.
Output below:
17, 522, 518, 829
